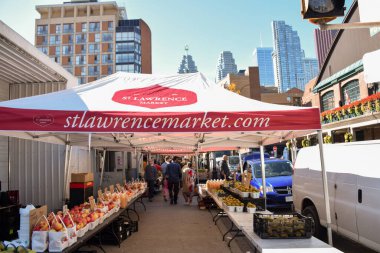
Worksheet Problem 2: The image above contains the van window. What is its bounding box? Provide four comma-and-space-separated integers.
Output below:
253, 161, 292, 178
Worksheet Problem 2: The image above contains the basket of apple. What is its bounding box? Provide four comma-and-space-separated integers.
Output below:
48, 213, 69, 252
70, 207, 89, 237
57, 211, 77, 246
87, 211, 100, 230
32, 215, 50, 252
96, 200, 108, 214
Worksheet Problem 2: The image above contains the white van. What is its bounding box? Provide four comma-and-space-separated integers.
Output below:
293, 140, 380, 252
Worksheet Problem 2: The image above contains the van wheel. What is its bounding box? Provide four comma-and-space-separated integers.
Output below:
303, 205, 321, 238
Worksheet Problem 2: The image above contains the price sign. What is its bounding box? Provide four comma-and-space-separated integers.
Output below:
98, 190, 103, 200
63, 205, 68, 213
104, 187, 108, 193
89, 196, 95, 211
110, 185, 114, 193
116, 183, 123, 192
245, 173, 252, 187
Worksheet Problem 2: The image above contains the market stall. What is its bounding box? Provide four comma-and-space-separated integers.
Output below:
0, 72, 333, 244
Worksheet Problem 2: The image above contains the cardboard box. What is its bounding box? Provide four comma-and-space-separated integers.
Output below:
71, 172, 94, 183
29, 205, 47, 236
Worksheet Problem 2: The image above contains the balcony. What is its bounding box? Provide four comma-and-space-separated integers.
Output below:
321, 92, 380, 125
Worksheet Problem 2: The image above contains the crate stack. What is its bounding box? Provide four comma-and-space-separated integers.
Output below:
69, 173, 94, 207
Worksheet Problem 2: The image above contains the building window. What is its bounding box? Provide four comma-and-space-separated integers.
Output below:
88, 66, 99, 76
55, 24, 61, 34
55, 46, 61, 56
37, 25, 48, 35
38, 36, 48, 45
80, 45, 86, 54
88, 44, 100, 54
81, 23, 87, 33
321, 91, 335, 112
63, 23, 74, 33
76, 55, 86, 65
368, 83, 379, 96
116, 42, 134, 52
342, 80, 360, 105
116, 64, 134, 72
116, 32, 135, 41
38, 47, 48, 55
66, 56, 73, 66
64, 66, 73, 74
76, 34, 87, 44
95, 33, 101, 43
107, 65, 113, 75
80, 66, 86, 76
49, 35, 61, 45
89, 22, 100, 32
62, 45, 73, 55
108, 21, 113, 31
106, 43, 113, 52
102, 54, 113, 64
94, 54, 100, 64
79, 77, 86, 84
116, 53, 134, 63
102, 33, 113, 42
67, 35, 73, 44
50, 56, 60, 63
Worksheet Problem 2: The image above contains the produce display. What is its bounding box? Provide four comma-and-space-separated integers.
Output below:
30, 181, 147, 251
254, 213, 313, 239
206, 179, 225, 191
247, 202, 256, 208
222, 196, 243, 207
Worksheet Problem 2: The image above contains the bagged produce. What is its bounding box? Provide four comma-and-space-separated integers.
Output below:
31, 215, 49, 252
48, 214, 69, 252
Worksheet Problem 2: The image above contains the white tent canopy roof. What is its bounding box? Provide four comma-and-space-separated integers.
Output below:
0, 72, 320, 151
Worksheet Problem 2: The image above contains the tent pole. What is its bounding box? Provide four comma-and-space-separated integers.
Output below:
317, 130, 333, 246
63, 134, 70, 204
260, 145, 267, 210
100, 149, 106, 187
88, 133, 92, 172
65, 146, 73, 200
238, 149, 243, 175
195, 152, 199, 185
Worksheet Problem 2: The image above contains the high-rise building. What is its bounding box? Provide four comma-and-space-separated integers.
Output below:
272, 21, 305, 92
252, 47, 275, 86
35, 0, 152, 85
178, 45, 198, 74
314, 29, 338, 69
215, 51, 237, 82
303, 57, 319, 83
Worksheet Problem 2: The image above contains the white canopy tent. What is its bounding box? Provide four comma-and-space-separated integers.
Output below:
0, 72, 333, 244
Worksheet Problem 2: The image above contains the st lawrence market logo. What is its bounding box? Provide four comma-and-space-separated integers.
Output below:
112, 84, 197, 109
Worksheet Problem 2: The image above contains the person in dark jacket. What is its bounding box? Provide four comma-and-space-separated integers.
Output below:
165, 156, 182, 205
220, 155, 230, 180
144, 159, 157, 202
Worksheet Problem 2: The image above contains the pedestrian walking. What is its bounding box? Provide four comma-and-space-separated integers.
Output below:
182, 162, 195, 205
144, 159, 157, 202
220, 155, 230, 180
161, 156, 171, 201
165, 156, 182, 205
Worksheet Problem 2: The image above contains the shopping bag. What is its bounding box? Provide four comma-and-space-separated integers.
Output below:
31, 215, 49, 252
62, 211, 77, 246
48, 214, 69, 252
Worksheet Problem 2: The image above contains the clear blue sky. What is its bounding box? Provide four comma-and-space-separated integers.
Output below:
0, 0, 353, 80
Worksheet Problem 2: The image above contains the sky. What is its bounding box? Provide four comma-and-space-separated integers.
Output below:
0, 0, 353, 81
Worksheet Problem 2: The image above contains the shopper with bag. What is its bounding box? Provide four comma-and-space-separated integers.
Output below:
182, 163, 195, 205
160, 156, 170, 201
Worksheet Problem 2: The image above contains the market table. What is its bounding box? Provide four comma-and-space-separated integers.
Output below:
205, 189, 343, 253
62, 190, 146, 253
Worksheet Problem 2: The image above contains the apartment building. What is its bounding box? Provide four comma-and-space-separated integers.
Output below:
35, 0, 151, 84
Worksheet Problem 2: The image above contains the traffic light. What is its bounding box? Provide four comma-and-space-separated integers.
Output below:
301, 0, 345, 22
